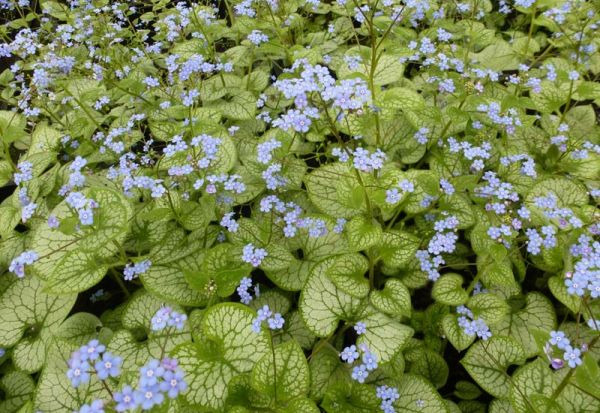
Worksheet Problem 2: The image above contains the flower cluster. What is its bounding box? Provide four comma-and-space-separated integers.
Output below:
499, 154, 537, 178
256, 138, 282, 164
475, 172, 519, 214
259, 195, 330, 238
376, 385, 400, 413
385, 179, 415, 205
340, 343, 378, 384
241, 243, 268, 267
457, 306, 492, 341
247, 30, 268, 46
67, 340, 122, 388
113, 358, 187, 411
545, 331, 584, 369
525, 226, 557, 255
533, 194, 583, 229
251, 305, 285, 333
237, 277, 260, 304
416, 215, 460, 281
13, 160, 33, 185
17, 187, 37, 223
332, 147, 387, 172
565, 235, 600, 298
65, 191, 99, 226
123, 260, 152, 281
8, 250, 38, 278
476, 102, 522, 134
273, 60, 372, 128
150, 306, 188, 331
447, 137, 491, 171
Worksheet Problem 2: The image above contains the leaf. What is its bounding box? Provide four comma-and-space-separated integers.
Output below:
461, 336, 526, 399
0, 160, 12, 187
46, 250, 109, 294
141, 263, 210, 307
276, 311, 316, 350
215, 91, 257, 120
548, 276, 581, 313
525, 177, 589, 209
325, 253, 369, 298
472, 41, 520, 71
510, 358, 600, 413
108, 291, 191, 370
309, 344, 349, 401
377, 229, 420, 268
30, 187, 132, 293
281, 398, 320, 413
174, 303, 270, 410
394, 374, 448, 413
304, 163, 366, 218
407, 348, 449, 389
493, 293, 556, 358
299, 256, 365, 337
190, 243, 249, 297
34, 340, 110, 412
345, 215, 382, 251
0, 371, 35, 413
432, 274, 468, 306
381, 87, 425, 112
0, 276, 76, 372
0, 206, 21, 239
575, 354, 600, 399
479, 257, 516, 287
29, 123, 61, 155
468, 293, 510, 325
454, 381, 482, 400
372, 54, 405, 85
337, 54, 404, 86
251, 340, 310, 402
262, 244, 295, 272
370, 278, 412, 317
178, 198, 216, 231
322, 381, 379, 413
267, 225, 350, 291
54, 312, 103, 346
357, 309, 414, 363
530, 82, 569, 113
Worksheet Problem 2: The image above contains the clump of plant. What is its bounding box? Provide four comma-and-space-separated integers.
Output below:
0, 0, 599, 412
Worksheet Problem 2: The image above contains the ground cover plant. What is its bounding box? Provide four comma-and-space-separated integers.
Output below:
0, 0, 599, 412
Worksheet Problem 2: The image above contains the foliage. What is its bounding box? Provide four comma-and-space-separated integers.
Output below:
0, 0, 599, 412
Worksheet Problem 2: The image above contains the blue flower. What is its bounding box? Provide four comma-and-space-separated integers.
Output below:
9, 250, 39, 278
94, 352, 122, 380
362, 351, 378, 371
549, 331, 570, 350
151, 307, 171, 331
247, 30, 269, 46
114, 385, 138, 412
159, 369, 187, 398
170, 311, 188, 330
351, 364, 369, 383
134, 384, 164, 410
242, 244, 268, 267
139, 359, 165, 388
340, 345, 359, 363
67, 355, 91, 388
79, 339, 105, 362
78, 208, 94, 226
563, 346, 582, 368
354, 322, 367, 335
267, 313, 285, 330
